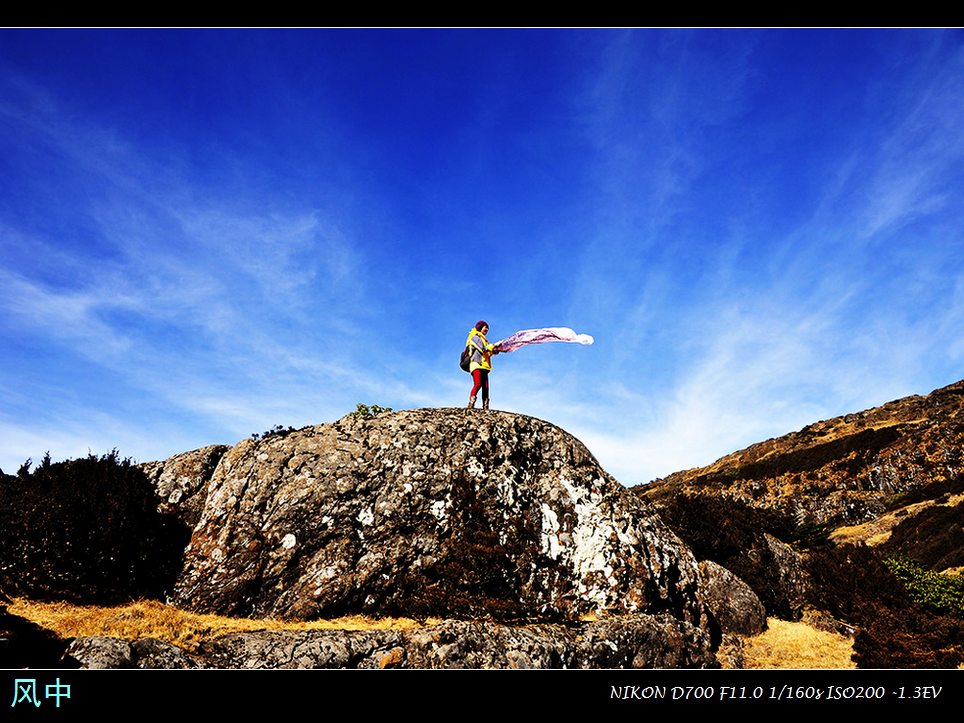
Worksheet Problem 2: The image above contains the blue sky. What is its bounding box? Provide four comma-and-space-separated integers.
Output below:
2, 28, 963, 485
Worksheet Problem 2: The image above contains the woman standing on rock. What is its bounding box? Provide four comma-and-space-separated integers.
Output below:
466, 320, 499, 409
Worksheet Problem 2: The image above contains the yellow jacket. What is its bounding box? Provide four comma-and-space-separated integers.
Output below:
466, 328, 495, 372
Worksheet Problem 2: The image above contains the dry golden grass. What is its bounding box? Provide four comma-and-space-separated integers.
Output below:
733, 616, 856, 669
8, 598, 439, 654
10, 599, 857, 668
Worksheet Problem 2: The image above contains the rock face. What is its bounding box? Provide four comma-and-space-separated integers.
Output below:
697, 561, 767, 637
141, 444, 229, 529
65, 613, 716, 669
641, 380, 964, 528
64, 636, 200, 670
197, 614, 715, 669
740, 533, 808, 619
173, 409, 709, 630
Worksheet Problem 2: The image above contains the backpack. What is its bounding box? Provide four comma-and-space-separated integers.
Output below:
459, 343, 472, 373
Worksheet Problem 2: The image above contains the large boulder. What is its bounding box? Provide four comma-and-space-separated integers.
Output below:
172, 409, 710, 628
740, 532, 809, 620
634, 492, 808, 620
697, 560, 767, 636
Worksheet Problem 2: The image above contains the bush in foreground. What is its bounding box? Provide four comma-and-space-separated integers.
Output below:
0, 451, 186, 604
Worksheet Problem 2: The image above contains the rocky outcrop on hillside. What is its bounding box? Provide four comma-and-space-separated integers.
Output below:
639, 380, 964, 529
830, 483, 964, 571
171, 409, 714, 630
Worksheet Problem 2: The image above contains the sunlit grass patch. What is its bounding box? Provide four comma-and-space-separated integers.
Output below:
8, 598, 440, 654
736, 616, 856, 669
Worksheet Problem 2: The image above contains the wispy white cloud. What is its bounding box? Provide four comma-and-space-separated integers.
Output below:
170, 208, 358, 299
0, 268, 141, 358
809, 36, 964, 243
0, 70, 396, 468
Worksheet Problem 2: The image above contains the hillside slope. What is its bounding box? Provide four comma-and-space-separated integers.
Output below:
639, 379, 964, 546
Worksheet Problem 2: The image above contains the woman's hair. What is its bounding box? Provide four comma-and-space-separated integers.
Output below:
475, 320, 488, 332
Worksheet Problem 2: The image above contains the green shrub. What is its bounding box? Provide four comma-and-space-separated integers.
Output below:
883, 556, 964, 613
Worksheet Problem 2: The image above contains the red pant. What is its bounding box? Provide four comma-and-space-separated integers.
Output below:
470, 369, 489, 400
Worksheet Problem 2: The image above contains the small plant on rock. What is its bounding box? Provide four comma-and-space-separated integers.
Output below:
348, 403, 393, 419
